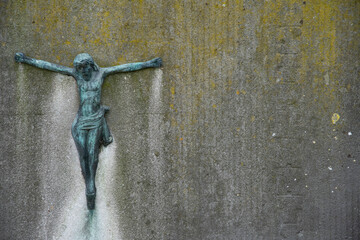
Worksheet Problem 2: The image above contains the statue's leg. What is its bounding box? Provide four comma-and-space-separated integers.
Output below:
85, 127, 102, 209
71, 128, 88, 182
72, 125, 97, 209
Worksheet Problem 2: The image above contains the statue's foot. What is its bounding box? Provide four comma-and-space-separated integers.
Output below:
86, 192, 96, 210
103, 135, 113, 147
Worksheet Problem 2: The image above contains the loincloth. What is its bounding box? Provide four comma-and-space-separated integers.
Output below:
72, 105, 109, 131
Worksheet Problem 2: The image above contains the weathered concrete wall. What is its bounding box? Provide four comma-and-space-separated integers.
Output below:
0, 0, 359, 239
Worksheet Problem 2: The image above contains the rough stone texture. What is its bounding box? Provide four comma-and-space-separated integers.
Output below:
0, 0, 359, 239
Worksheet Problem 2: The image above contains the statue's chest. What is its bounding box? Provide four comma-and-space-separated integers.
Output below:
78, 79, 101, 92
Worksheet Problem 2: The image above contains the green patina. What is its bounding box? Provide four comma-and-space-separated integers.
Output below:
15, 52, 162, 210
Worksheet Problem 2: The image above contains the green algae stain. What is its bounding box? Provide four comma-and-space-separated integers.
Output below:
300, 0, 342, 112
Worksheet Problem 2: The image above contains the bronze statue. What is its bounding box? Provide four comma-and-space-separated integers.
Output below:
15, 52, 162, 210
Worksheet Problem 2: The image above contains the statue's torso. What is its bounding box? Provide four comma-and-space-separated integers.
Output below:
76, 71, 104, 116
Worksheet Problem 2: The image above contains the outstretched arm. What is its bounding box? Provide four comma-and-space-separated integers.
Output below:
103, 57, 162, 77
15, 52, 74, 76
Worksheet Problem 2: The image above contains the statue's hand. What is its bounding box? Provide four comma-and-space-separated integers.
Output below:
15, 52, 26, 63
149, 57, 162, 68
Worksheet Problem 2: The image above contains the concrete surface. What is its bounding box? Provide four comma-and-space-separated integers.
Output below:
0, 0, 359, 239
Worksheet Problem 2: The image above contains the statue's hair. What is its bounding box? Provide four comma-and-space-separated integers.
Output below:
73, 53, 99, 71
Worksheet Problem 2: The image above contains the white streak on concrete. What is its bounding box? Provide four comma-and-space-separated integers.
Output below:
56, 133, 121, 240
15, 65, 26, 106
97, 138, 122, 240
148, 69, 166, 234
56, 137, 121, 240
148, 69, 164, 175
39, 74, 79, 238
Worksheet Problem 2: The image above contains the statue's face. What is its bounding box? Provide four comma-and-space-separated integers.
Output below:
76, 61, 93, 80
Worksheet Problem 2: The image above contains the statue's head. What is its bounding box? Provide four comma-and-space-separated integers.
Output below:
73, 53, 99, 80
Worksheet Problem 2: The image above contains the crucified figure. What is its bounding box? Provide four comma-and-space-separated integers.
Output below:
15, 52, 162, 210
